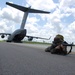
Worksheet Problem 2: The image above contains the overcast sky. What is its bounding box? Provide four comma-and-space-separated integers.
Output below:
0, 0, 75, 43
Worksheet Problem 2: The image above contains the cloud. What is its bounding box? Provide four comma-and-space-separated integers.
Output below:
59, 0, 75, 8
0, 6, 23, 23
26, 0, 56, 10
68, 21, 75, 33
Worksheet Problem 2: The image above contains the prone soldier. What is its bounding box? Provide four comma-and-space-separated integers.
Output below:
45, 34, 71, 55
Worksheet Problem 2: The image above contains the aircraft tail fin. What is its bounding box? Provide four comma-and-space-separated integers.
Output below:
6, 2, 50, 14
20, 12, 28, 29
6, 2, 50, 29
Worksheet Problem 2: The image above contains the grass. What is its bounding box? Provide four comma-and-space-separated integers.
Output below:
0, 40, 51, 45
0, 40, 5, 42
23, 41, 51, 45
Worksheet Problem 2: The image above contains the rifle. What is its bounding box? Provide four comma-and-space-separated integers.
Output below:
63, 43, 75, 54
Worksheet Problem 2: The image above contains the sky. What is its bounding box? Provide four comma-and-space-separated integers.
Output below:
0, 0, 75, 43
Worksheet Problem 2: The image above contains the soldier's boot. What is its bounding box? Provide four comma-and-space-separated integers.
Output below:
45, 46, 51, 52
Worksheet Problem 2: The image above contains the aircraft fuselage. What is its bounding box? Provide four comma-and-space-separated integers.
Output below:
7, 29, 27, 42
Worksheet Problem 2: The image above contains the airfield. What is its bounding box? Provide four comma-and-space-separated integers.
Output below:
0, 42, 75, 75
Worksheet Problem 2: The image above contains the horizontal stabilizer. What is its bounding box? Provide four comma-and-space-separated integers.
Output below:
6, 2, 50, 14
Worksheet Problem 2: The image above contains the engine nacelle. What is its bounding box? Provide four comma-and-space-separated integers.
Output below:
28, 37, 33, 41
1, 34, 5, 38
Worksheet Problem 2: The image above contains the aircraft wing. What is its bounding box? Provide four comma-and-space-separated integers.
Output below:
0, 33, 11, 38
26, 35, 51, 41
6, 2, 50, 14
0, 33, 11, 35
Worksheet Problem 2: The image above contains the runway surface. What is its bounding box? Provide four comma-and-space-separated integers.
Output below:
0, 42, 75, 75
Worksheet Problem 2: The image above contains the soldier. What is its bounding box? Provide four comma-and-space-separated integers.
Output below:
45, 34, 68, 55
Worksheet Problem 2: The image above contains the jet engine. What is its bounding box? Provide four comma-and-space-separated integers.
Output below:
28, 37, 33, 41
1, 34, 5, 38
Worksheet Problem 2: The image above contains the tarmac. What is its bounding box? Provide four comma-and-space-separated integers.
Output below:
0, 42, 75, 75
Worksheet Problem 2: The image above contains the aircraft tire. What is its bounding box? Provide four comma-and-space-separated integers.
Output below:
6, 40, 11, 42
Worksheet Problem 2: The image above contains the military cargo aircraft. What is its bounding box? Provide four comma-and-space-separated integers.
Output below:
0, 2, 50, 42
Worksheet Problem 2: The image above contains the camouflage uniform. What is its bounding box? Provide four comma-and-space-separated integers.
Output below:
45, 34, 67, 55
